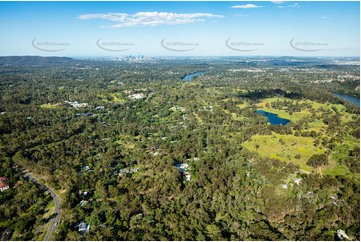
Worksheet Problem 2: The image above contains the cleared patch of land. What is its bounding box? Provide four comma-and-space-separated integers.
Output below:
116, 134, 137, 149
40, 103, 60, 109
241, 97, 358, 176
243, 133, 325, 172
223, 109, 244, 121
98, 93, 126, 103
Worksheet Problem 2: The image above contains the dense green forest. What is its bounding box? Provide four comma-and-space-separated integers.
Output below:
0, 56, 359, 240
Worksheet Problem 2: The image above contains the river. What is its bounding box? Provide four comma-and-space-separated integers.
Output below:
182, 71, 205, 81
333, 93, 360, 107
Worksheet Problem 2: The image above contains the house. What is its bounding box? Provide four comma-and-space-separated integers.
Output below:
336, 229, 349, 240
78, 221, 90, 233
119, 167, 138, 177
175, 164, 191, 181
81, 166, 92, 173
0, 177, 9, 192
64, 101, 89, 108
79, 190, 88, 197
281, 184, 288, 189
128, 93, 146, 100
293, 178, 302, 185
0, 183, 9, 192
78, 200, 88, 207
95, 106, 105, 111
175, 163, 189, 173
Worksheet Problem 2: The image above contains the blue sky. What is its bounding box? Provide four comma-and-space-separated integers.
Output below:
0, 1, 359, 57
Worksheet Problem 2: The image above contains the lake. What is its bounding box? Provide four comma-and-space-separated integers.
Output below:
256, 110, 291, 126
182, 71, 205, 81
333, 93, 360, 107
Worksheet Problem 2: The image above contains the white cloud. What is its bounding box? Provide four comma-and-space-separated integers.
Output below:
79, 12, 224, 28
231, 4, 262, 9
278, 3, 300, 8
271, 1, 285, 4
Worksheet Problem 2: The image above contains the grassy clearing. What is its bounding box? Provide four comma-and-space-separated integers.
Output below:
116, 134, 137, 149
204, 87, 221, 94
254, 98, 312, 122
243, 133, 325, 172
331, 135, 359, 163
98, 93, 126, 103
43, 200, 55, 219
40, 103, 60, 109
57, 189, 67, 204
307, 119, 327, 132
223, 109, 244, 121
110, 93, 126, 103
322, 164, 353, 177
36, 200, 55, 240
237, 102, 248, 109
253, 97, 356, 125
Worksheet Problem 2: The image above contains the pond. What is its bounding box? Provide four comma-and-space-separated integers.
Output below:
256, 110, 291, 126
182, 71, 205, 81
333, 93, 360, 107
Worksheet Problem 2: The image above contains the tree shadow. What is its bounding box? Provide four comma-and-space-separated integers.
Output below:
43, 212, 58, 223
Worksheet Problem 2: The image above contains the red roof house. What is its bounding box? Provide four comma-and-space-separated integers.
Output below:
0, 177, 9, 192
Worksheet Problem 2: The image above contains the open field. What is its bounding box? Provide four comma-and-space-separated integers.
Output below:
243, 133, 325, 172
116, 134, 137, 149
241, 97, 358, 176
98, 93, 126, 103
40, 103, 60, 109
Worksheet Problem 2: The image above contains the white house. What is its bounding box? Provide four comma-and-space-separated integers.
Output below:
78, 221, 90, 233
175, 163, 191, 181
0, 183, 9, 192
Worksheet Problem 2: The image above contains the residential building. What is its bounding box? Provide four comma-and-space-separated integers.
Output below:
0, 177, 9, 192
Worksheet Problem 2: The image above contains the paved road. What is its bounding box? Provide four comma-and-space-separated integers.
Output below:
18, 167, 61, 241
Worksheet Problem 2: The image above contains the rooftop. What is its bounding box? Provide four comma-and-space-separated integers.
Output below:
78, 221, 90, 232
0, 183, 9, 188
176, 163, 189, 173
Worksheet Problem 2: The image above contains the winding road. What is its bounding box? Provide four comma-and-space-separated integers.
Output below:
18, 167, 61, 241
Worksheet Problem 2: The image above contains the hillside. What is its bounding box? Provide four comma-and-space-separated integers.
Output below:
0, 56, 76, 66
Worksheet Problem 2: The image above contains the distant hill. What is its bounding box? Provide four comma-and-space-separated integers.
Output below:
0, 56, 76, 65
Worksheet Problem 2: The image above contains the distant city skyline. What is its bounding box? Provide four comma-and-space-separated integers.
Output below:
0, 1, 359, 57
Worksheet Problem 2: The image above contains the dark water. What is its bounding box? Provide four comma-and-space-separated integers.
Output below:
256, 110, 291, 126
333, 93, 360, 107
182, 71, 205, 81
